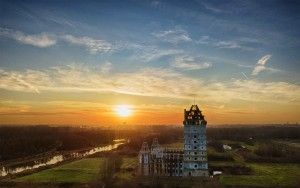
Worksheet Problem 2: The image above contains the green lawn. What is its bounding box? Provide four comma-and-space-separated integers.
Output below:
15, 158, 104, 183
14, 157, 138, 184
274, 139, 300, 149
117, 157, 138, 182
220, 163, 300, 187
120, 157, 138, 170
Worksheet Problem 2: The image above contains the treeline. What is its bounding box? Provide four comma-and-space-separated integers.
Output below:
246, 141, 300, 163
207, 125, 300, 141
120, 126, 183, 152
0, 126, 114, 161
1, 125, 299, 162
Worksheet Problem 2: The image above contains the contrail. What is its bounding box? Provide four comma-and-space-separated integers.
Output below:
241, 72, 249, 80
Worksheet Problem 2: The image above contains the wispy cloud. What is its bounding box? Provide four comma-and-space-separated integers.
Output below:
196, 35, 254, 50
99, 61, 113, 74
0, 64, 299, 105
0, 27, 56, 48
215, 41, 242, 49
152, 28, 191, 44
202, 2, 224, 13
251, 55, 271, 75
132, 45, 182, 62
171, 56, 212, 70
62, 35, 114, 54
0, 69, 41, 93
150, 1, 162, 8
0, 28, 119, 54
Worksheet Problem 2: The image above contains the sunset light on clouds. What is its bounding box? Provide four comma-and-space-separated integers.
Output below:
0, 1, 299, 126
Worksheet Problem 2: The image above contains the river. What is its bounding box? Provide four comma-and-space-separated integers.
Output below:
0, 139, 127, 177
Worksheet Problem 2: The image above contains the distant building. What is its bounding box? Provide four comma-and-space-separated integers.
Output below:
138, 104, 208, 177
223, 144, 232, 151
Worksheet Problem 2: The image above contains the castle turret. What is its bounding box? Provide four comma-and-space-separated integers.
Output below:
138, 141, 150, 175
183, 105, 208, 177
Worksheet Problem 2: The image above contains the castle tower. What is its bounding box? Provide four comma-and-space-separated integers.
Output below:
150, 138, 164, 175
183, 105, 208, 176
151, 138, 163, 158
138, 141, 150, 176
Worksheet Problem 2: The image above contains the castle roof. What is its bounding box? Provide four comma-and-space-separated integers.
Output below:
183, 104, 207, 126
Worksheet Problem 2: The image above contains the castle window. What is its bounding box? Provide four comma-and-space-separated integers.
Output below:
194, 135, 197, 138
194, 146, 197, 149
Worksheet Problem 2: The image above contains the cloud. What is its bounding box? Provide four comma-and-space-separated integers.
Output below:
252, 55, 272, 75
171, 56, 212, 70
215, 41, 242, 49
131, 45, 182, 62
0, 64, 299, 105
257, 54, 272, 65
99, 61, 112, 74
62, 35, 114, 54
151, 1, 162, 8
152, 28, 191, 44
202, 2, 224, 13
0, 69, 41, 93
196, 35, 210, 44
0, 27, 56, 47
196, 35, 254, 51
0, 28, 121, 54
140, 49, 182, 62
252, 65, 266, 75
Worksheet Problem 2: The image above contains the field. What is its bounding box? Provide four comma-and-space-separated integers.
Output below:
9, 139, 300, 187
14, 157, 139, 186
12, 156, 219, 187
164, 140, 300, 187
1, 126, 299, 187
220, 163, 300, 187
15, 158, 104, 183
116, 157, 138, 182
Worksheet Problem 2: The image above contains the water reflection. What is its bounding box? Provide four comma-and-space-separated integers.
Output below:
1, 140, 126, 177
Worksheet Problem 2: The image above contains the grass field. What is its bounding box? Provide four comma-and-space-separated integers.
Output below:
11, 140, 300, 187
15, 158, 104, 183
274, 139, 300, 149
220, 163, 300, 187
120, 157, 138, 170
116, 157, 138, 182
15, 157, 139, 184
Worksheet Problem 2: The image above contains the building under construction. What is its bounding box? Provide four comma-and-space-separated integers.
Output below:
138, 104, 208, 177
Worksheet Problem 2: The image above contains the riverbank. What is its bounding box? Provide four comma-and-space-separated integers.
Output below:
1, 140, 127, 178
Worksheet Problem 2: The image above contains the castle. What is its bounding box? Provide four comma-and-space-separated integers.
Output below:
138, 104, 208, 177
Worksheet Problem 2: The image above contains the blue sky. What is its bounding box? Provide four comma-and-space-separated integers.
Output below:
0, 0, 299, 125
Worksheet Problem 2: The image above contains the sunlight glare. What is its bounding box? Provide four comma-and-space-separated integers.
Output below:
115, 105, 132, 117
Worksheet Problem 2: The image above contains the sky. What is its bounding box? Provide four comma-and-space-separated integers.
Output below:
0, 0, 299, 126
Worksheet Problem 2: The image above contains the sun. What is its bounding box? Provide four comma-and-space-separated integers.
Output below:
115, 105, 132, 117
